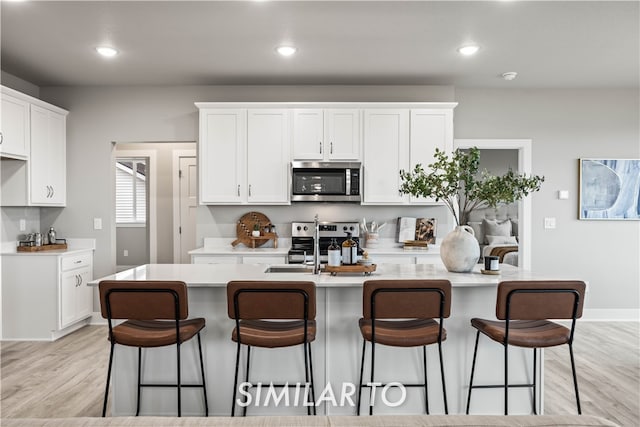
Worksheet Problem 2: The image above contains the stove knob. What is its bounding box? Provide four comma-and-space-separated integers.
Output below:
343, 226, 347, 231
296, 226, 302, 231
303, 226, 308, 231
349, 226, 354, 231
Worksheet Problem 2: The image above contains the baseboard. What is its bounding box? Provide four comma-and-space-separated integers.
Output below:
582, 308, 640, 321
90, 312, 107, 325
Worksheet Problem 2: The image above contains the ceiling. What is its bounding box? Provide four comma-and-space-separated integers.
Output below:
1, 1, 638, 89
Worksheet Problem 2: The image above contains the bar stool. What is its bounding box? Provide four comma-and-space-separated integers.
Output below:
99, 280, 208, 417
227, 280, 317, 416
465, 280, 586, 415
356, 279, 451, 415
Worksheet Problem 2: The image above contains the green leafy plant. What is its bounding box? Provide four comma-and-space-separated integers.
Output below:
399, 147, 545, 226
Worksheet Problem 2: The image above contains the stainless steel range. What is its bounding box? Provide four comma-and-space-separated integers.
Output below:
288, 221, 361, 264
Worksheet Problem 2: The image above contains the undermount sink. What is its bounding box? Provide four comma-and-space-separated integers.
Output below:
264, 265, 314, 274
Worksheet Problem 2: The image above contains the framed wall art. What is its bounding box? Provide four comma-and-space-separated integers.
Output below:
579, 158, 640, 220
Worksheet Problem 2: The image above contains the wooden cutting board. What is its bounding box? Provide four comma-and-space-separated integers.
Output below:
17, 243, 68, 252
232, 211, 274, 248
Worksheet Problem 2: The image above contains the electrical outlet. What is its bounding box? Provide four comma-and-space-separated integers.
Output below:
93, 218, 102, 230
123, 250, 128, 257
19, 219, 26, 231
544, 217, 556, 229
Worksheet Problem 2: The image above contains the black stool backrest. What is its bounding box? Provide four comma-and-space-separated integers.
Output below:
99, 280, 189, 320
362, 279, 452, 319
227, 281, 316, 320
496, 280, 586, 321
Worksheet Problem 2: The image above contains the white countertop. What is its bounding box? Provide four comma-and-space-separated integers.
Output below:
89, 262, 548, 288
1, 238, 96, 256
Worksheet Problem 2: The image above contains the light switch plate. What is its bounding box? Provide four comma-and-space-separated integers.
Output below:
558, 190, 569, 200
93, 218, 103, 230
19, 219, 26, 231
544, 217, 556, 229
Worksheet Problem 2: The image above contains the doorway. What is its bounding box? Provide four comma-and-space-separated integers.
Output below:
172, 149, 197, 263
454, 139, 533, 270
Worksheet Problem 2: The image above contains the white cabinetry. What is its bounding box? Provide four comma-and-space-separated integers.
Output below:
362, 105, 455, 205
292, 109, 360, 161
1, 249, 94, 341
198, 107, 290, 205
362, 109, 409, 204
0, 86, 68, 207
0, 91, 30, 159
29, 104, 66, 205
191, 254, 286, 265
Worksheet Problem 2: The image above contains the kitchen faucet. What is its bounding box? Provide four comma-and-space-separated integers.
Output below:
313, 214, 321, 274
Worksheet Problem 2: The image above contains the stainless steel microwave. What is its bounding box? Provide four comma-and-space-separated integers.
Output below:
291, 161, 362, 202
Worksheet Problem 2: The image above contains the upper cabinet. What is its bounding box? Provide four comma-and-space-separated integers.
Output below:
196, 102, 455, 206
197, 106, 290, 205
0, 92, 30, 159
1, 86, 68, 207
362, 104, 456, 205
292, 109, 360, 161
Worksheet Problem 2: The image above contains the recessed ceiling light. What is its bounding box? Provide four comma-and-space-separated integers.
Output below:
502, 72, 518, 81
457, 44, 480, 56
95, 46, 118, 57
276, 46, 297, 57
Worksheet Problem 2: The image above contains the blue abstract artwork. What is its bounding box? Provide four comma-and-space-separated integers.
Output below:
579, 159, 640, 220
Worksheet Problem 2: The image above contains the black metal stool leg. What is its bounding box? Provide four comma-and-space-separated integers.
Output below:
102, 342, 115, 417
231, 340, 241, 417
438, 340, 448, 414
307, 342, 317, 415
304, 343, 311, 415
197, 333, 208, 416
369, 341, 376, 416
243, 346, 251, 417
569, 343, 582, 414
136, 347, 142, 416
504, 342, 509, 416
356, 340, 366, 416
532, 347, 537, 415
466, 330, 480, 414
177, 342, 182, 417
423, 345, 429, 414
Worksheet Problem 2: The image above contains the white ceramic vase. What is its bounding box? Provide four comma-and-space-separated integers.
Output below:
440, 225, 480, 273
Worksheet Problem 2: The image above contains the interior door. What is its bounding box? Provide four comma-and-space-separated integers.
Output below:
179, 156, 197, 263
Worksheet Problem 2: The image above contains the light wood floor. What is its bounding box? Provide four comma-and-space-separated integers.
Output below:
1, 322, 638, 425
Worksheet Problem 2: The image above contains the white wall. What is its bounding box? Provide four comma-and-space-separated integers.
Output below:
455, 88, 640, 315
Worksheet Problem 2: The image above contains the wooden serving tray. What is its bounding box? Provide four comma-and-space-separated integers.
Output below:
324, 264, 377, 276
17, 243, 68, 252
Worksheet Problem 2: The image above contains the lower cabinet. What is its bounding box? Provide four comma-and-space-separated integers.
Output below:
1, 249, 94, 341
191, 254, 286, 265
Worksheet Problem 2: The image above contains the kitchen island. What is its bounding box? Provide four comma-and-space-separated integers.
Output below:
90, 263, 572, 416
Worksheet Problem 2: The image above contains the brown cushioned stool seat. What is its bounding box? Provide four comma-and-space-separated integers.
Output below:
358, 318, 446, 347
112, 318, 205, 348
470, 319, 570, 348
231, 319, 316, 348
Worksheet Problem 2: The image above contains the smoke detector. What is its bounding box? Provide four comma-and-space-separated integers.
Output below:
502, 72, 518, 81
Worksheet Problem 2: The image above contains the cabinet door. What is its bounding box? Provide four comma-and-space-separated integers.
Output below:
362, 109, 409, 204
199, 109, 246, 204
29, 105, 66, 206
0, 93, 30, 159
325, 109, 360, 160
60, 269, 78, 329
75, 267, 93, 321
247, 109, 290, 204
292, 109, 324, 160
409, 109, 453, 203
191, 255, 240, 264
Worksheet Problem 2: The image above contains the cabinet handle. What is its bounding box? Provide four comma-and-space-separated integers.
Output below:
45, 186, 50, 198
75, 275, 79, 287
78, 276, 83, 286
74, 260, 82, 264
330, 142, 333, 154
319, 141, 322, 154
0, 131, 3, 145
237, 185, 240, 197
248, 184, 252, 197
51, 186, 54, 198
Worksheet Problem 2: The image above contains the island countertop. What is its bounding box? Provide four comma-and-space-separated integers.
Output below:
89, 262, 547, 288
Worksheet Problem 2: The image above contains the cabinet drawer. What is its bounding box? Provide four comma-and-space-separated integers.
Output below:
61, 253, 92, 271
